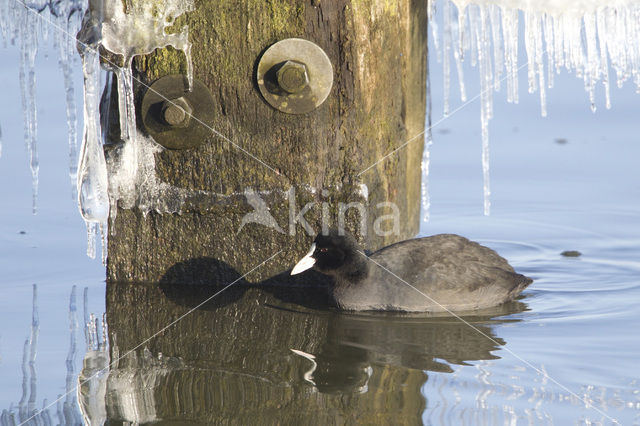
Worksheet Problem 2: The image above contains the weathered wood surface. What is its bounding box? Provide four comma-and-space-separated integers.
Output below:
105, 0, 428, 283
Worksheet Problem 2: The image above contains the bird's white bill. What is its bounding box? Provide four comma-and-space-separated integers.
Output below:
291, 243, 316, 275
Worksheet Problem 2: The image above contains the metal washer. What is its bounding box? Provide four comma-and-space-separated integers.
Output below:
257, 38, 333, 114
141, 75, 215, 150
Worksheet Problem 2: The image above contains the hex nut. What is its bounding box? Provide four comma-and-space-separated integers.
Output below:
162, 97, 192, 127
276, 60, 309, 94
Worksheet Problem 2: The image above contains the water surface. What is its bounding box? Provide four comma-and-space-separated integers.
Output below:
1, 25, 640, 426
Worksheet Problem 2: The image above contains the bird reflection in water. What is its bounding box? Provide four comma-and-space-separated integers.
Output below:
91, 257, 528, 425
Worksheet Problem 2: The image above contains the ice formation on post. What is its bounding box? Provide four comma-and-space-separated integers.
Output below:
430, 0, 640, 215
77, 44, 109, 259
75, 0, 193, 259
100, 0, 194, 90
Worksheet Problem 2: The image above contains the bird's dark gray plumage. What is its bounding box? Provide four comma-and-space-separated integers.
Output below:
291, 230, 532, 312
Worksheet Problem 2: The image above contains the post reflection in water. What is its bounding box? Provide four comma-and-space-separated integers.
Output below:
97, 257, 528, 425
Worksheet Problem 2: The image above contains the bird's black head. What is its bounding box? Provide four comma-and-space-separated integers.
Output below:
291, 230, 362, 276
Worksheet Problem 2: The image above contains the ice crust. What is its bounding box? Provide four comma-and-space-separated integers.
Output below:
100, 0, 194, 89
428, 0, 640, 215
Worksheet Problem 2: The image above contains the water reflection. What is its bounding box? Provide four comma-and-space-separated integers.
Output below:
100, 259, 527, 425
77, 291, 108, 426
0, 285, 84, 426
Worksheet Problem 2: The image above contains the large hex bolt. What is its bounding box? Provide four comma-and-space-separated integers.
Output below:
256, 38, 333, 114
276, 60, 309, 94
162, 96, 192, 128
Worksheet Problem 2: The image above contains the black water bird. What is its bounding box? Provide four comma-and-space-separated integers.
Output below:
291, 230, 532, 312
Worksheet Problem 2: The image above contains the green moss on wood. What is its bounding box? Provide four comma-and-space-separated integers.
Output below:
106, 0, 427, 282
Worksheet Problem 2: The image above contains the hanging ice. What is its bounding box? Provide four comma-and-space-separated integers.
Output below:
1, 0, 194, 259
95, 0, 194, 161
18, 5, 40, 214
53, 0, 84, 199
77, 45, 109, 259
100, 0, 194, 90
101, 0, 195, 211
73, 0, 194, 259
0, 1, 85, 211
421, 135, 433, 222
430, 0, 640, 214
422, 65, 434, 222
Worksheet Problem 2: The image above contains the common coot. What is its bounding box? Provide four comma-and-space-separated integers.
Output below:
291, 230, 532, 312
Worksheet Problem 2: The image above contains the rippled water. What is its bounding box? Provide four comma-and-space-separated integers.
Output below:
1, 28, 640, 426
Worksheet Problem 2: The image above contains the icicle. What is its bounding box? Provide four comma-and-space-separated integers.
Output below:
584, 12, 598, 112
114, 62, 138, 188
612, 8, 628, 87
422, 61, 433, 223
489, 5, 503, 93
502, 8, 518, 104
421, 140, 433, 223
524, 13, 537, 95
482, 7, 494, 121
443, 0, 452, 115
54, 8, 80, 200
100, 222, 108, 265
481, 125, 490, 216
454, 3, 467, 101
569, 16, 584, 80
77, 46, 109, 259
468, 5, 479, 68
184, 43, 194, 92
543, 13, 555, 89
523, 12, 546, 116
596, 10, 612, 109
429, 0, 441, 62
18, 6, 40, 214
476, 5, 492, 215
552, 12, 563, 72
0, 1, 9, 45
534, 13, 547, 117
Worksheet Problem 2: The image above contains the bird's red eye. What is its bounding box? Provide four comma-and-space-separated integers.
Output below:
318, 247, 328, 253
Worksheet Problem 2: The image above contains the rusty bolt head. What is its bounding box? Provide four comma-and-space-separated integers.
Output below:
162, 97, 192, 128
276, 60, 309, 94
